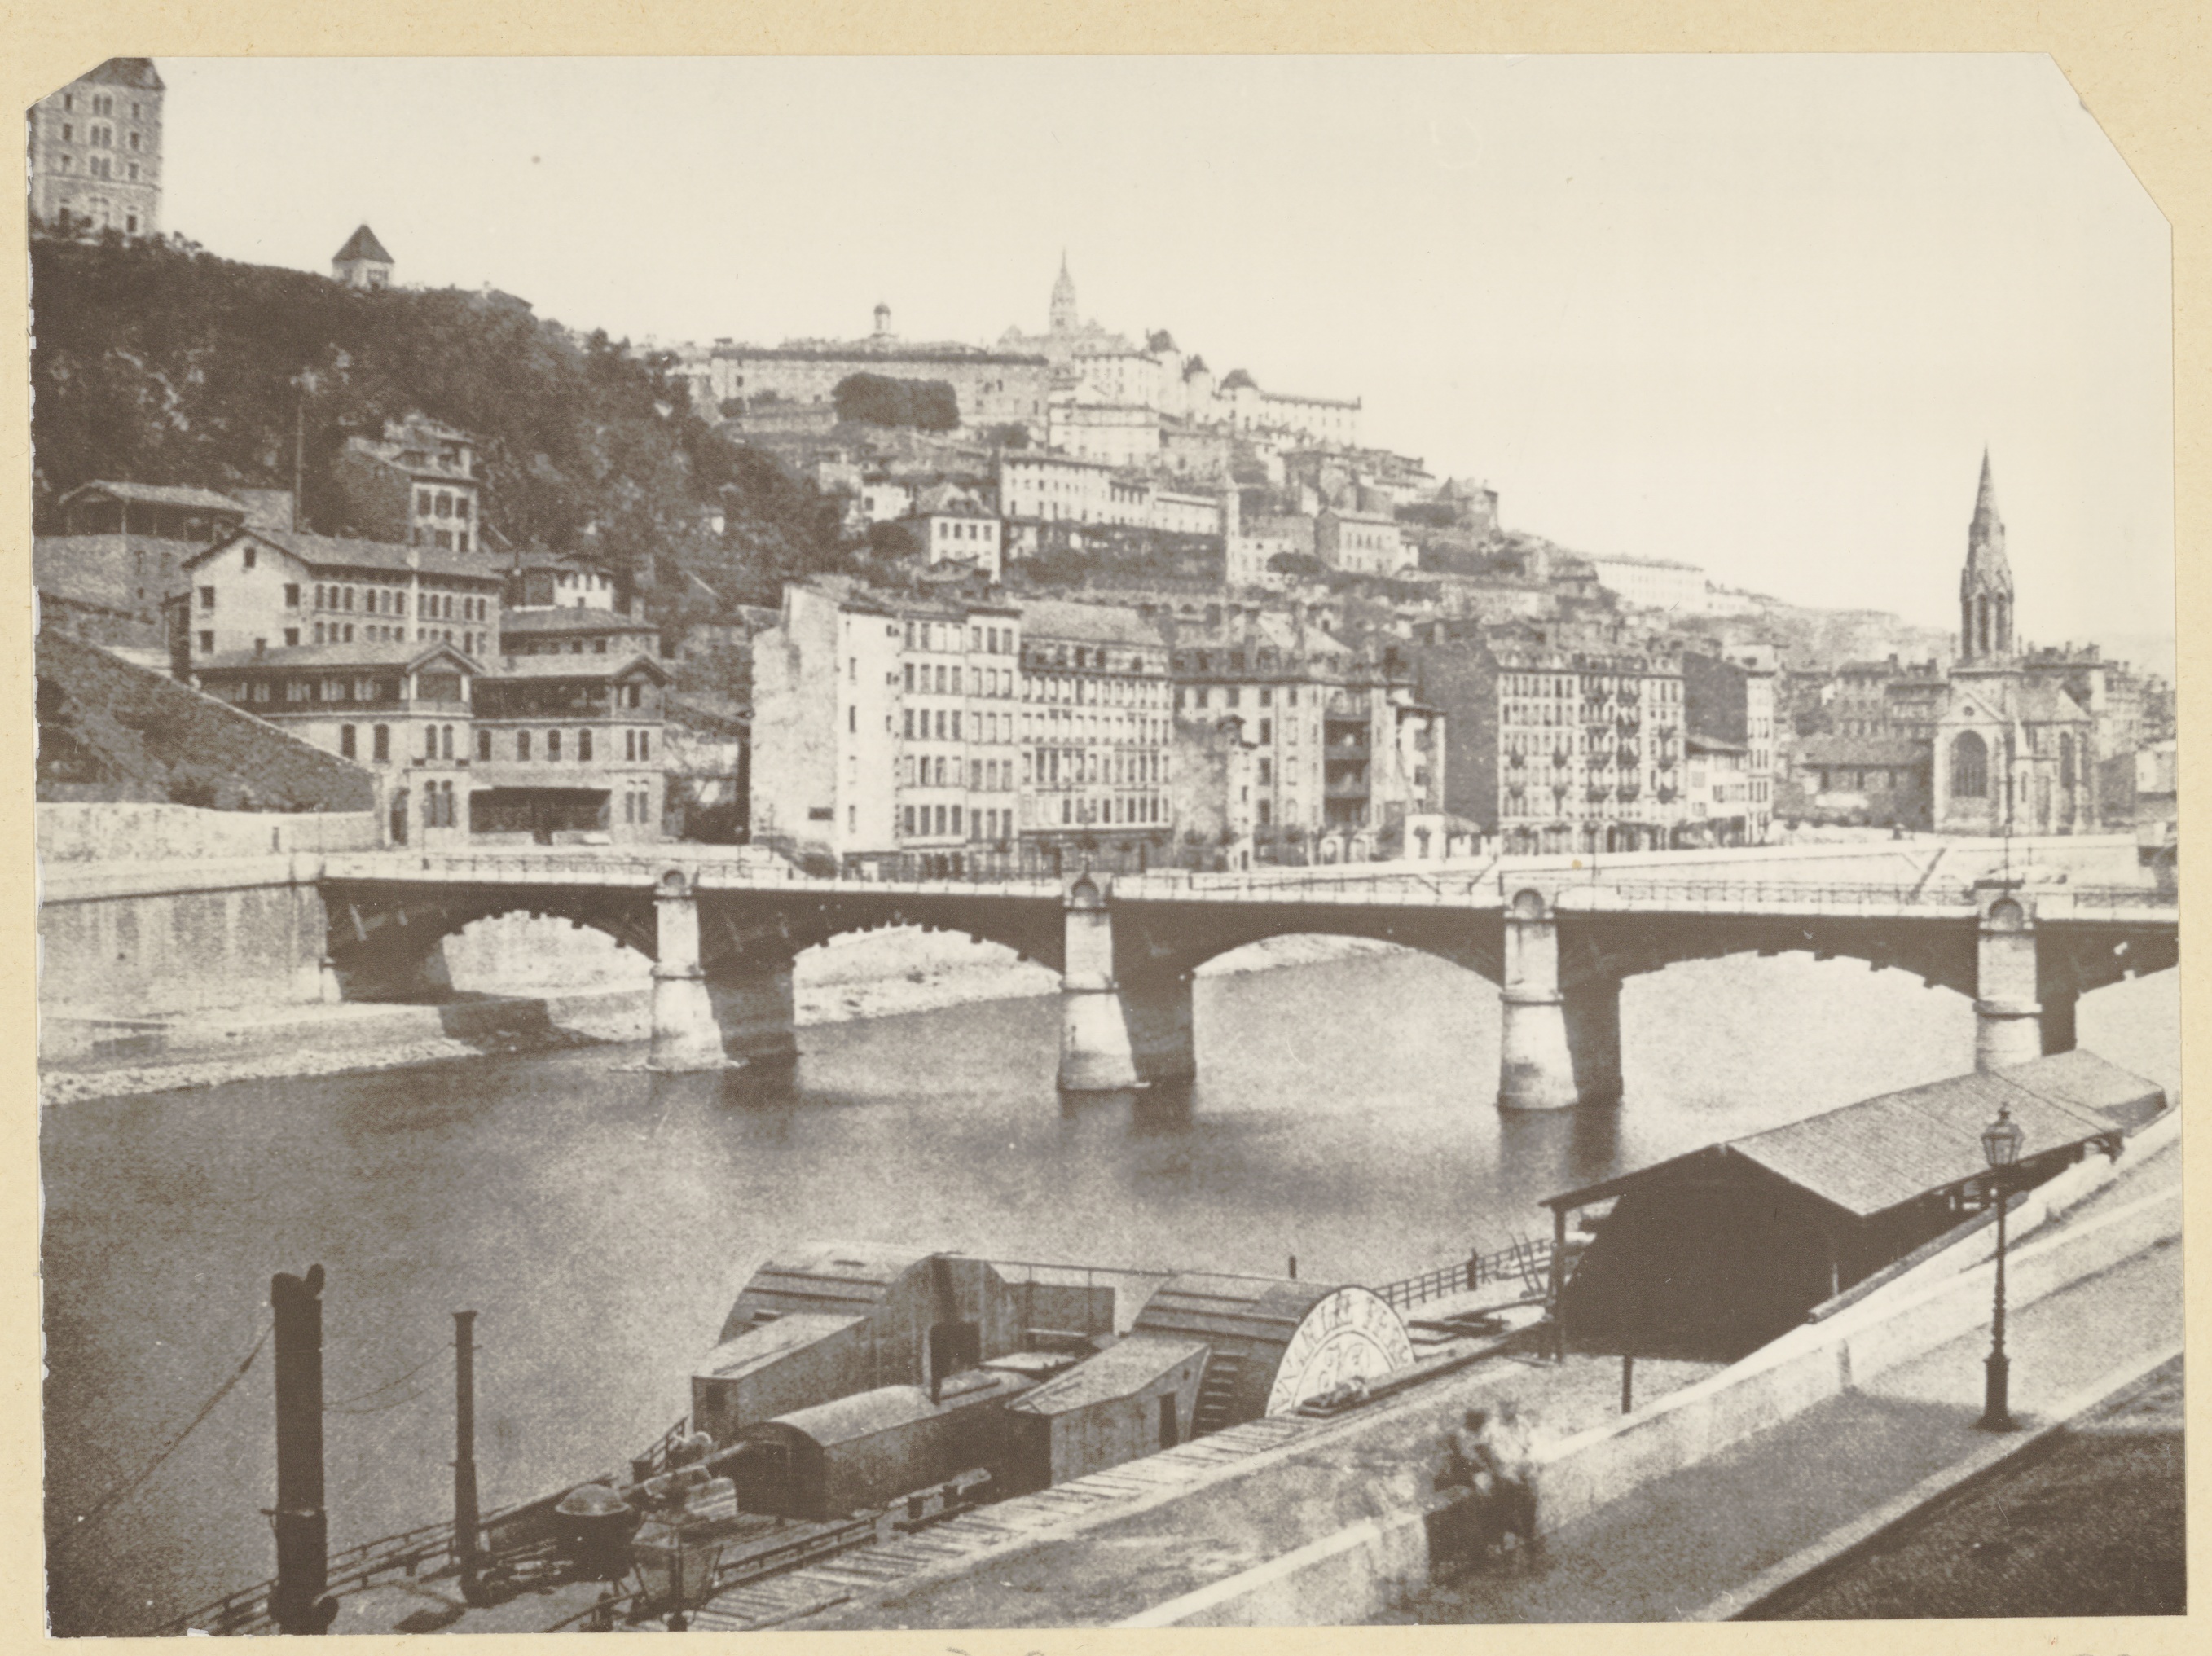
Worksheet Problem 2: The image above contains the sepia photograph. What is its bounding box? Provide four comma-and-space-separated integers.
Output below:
25, 46, 2183, 1639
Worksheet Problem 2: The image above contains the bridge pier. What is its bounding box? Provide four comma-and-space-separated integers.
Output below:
707, 955, 800, 1069
1119, 966, 1198, 1087
1563, 976, 1625, 1109
2039, 987, 2078, 1056
1059, 876, 1138, 1092
1973, 888, 2043, 1072
650, 872, 726, 1072
1500, 888, 1584, 1111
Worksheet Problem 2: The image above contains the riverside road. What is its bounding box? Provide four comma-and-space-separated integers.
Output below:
39, 934, 2179, 1636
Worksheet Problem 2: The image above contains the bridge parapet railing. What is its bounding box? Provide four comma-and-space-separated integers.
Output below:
1109, 870, 1502, 907
2021, 885, 2179, 921
1557, 879, 1982, 913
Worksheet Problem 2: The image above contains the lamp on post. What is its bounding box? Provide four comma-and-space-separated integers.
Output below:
1977, 1103, 2025, 1431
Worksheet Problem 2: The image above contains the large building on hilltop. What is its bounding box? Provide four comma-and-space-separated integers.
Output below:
706, 306, 1051, 437
999, 257, 1364, 450
29, 58, 164, 239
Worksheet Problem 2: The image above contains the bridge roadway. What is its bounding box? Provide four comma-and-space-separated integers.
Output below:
316, 848, 2177, 1109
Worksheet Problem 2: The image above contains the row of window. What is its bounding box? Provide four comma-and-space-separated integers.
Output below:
53, 121, 142, 150
413, 490, 473, 521
51, 155, 142, 180
1174, 679, 1313, 706
49, 195, 142, 234
1044, 794, 1166, 827
59, 93, 146, 118
1023, 749, 1168, 787
904, 755, 1017, 792
903, 619, 1017, 655
1027, 672, 1166, 707
409, 527, 474, 553
901, 803, 1022, 841
902, 661, 1015, 697
495, 727, 653, 763
278, 622, 484, 653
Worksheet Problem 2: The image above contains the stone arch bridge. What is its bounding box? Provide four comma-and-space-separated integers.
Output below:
316, 853, 2177, 1109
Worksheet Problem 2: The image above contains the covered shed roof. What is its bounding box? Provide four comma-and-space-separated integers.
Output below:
717, 1240, 930, 1342
750, 1371, 1032, 1451
695, 1313, 864, 1382
1544, 1052, 2161, 1221
60, 480, 248, 514
1006, 1335, 1208, 1418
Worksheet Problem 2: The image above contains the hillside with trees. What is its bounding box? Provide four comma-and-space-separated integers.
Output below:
29, 232, 855, 617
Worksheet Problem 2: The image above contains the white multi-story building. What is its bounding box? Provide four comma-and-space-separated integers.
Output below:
1046, 401, 1162, 469
750, 583, 907, 865
915, 505, 1004, 580
1584, 551, 1710, 615
998, 451, 1122, 527
1150, 489, 1224, 538
750, 581, 1023, 872
180, 529, 504, 664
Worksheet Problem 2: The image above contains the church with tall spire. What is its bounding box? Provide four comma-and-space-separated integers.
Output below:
1929, 451, 2100, 835
1049, 250, 1080, 336
1958, 449, 2015, 661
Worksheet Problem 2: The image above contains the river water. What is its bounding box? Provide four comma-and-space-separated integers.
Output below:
40, 947, 2179, 1636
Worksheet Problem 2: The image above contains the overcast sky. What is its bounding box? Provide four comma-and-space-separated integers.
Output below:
154, 55, 2172, 653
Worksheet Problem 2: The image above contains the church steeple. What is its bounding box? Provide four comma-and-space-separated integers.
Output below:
1959, 447, 2014, 661
1049, 251, 1079, 335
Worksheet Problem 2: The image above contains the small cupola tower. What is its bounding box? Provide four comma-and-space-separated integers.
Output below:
872, 301, 892, 339
332, 223, 394, 291
1959, 448, 2015, 661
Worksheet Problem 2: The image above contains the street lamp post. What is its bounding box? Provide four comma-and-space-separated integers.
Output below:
1977, 1103, 2025, 1431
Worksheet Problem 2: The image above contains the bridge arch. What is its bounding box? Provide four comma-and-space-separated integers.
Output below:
322, 881, 658, 1000
1110, 905, 1506, 988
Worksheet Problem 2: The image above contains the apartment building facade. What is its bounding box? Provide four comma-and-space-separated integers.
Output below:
749, 580, 1027, 873
1414, 622, 1686, 855
1018, 600, 1176, 872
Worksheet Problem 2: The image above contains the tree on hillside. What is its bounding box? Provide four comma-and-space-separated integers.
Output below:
29, 233, 858, 614
832, 372, 959, 431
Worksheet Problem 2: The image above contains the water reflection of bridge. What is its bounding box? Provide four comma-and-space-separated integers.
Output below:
317, 852, 2177, 1109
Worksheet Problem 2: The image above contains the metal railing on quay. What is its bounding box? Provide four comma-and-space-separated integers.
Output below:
1374, 1236, 1556, 1313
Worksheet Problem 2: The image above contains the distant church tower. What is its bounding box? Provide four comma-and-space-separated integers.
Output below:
1959, 449, 2014, 661
1049, 252, 1080, 335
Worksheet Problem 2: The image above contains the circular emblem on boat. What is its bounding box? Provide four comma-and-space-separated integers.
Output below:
1264, 1286, 1416, 1415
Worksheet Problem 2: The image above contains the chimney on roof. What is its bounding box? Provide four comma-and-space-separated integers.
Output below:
253, 639, 266, 658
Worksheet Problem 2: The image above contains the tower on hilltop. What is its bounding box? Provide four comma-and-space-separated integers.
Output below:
332, 224, 394, 290
1959, 448, 2015, 661
29, 58, 165, 239
1049, 251, 1080, 334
